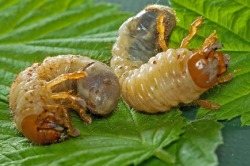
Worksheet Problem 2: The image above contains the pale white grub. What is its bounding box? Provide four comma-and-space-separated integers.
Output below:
111, 5, 230, 113
9, 55, 120, 144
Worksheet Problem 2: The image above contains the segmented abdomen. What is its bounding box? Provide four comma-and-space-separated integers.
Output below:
119, 48, 206, 113
10, 62, 52, 132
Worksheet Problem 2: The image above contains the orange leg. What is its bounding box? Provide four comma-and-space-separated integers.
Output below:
218, 69, 240, 83
157, 13, 168, 51
51, 92, 92, 124
42, 105, 80, 137
194, 99, 220, 110
46, 71, 87, 89
201, 30, 219, 56
38, 113, 64, 133
180, 17, 204, 48
61, 107, 80, 137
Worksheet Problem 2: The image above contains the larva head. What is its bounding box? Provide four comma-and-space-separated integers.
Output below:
78, 62, 120, 116
21, 114, 64, 145
188, 42, 230, 89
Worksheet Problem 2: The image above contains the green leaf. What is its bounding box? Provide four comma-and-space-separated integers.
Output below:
1, 101, 186, 165
0, 0, 130, 82
169, 0, 250, 125
141, 119, 223, 166
172, 119, 223, 166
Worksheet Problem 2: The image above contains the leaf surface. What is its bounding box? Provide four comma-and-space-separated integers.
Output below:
141, 119, 223, 166
0, 101, 186, 165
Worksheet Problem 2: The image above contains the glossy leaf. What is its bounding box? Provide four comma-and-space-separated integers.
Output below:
141, 119, 223, 166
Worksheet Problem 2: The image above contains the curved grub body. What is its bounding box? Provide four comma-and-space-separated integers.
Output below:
111, 5, 230, 113
9, 55, 120, 144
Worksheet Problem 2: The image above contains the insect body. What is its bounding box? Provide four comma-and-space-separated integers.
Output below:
111, 5, 231, 113
9, 55, 120, 144
111, 5, 177, 78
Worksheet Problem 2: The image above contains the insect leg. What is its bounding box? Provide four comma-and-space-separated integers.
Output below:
61, 107, 80, 137
200, 31, 219, 57
157, 13, 168, 51
44, 104, 80, 137
194, 99, 220, 110
37, 112, 65, 132
180, 17, 204, 48
218, 69, 240, 83
51, 92, 92, 124
46, 71, 87, 89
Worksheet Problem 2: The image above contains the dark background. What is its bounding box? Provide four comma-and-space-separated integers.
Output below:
96, 0, 168, 12
96, 0, 250, 166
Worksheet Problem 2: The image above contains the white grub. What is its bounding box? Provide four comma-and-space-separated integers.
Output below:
111, 5, 230, 113
9, 55, 120, 144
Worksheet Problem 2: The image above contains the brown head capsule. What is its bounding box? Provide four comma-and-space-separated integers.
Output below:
9, 55, 120, 145
187, 32, 230, 88
111, 5, 233, 113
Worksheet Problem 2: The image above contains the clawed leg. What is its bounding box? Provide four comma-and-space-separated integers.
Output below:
157, 13, 168, 51
218, 69, 240, 83
61, 107, 80, 137
201, 31, 220, 56
51, 92, 92, 124
194, 99, 220, 110
180, 17, 204, 48
46, 71, 87, 89
38, 111, 64, 132
42, 105, 80, 137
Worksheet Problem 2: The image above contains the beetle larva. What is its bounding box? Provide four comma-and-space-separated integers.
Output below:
9, 55, 120, 145
111, 5, 232, 113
